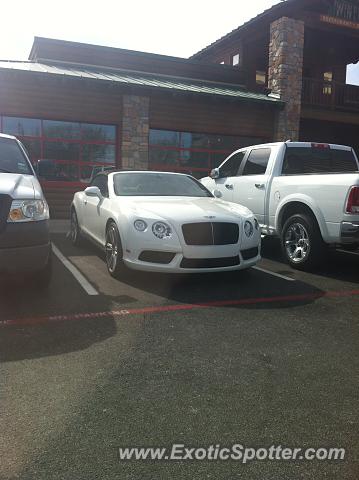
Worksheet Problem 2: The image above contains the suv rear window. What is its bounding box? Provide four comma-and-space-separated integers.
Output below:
0, 138, 33, 175
282, 147, 358, 175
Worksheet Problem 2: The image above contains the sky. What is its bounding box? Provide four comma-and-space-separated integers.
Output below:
0, 0, 358, 84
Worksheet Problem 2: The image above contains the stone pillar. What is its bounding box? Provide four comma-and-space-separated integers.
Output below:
268, 17, 305, 141
121, 95, 150, 169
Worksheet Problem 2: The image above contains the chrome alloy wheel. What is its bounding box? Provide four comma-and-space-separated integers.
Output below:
284, 222, 310, 263
70, 211, 79, 244
106, 225, 119, 273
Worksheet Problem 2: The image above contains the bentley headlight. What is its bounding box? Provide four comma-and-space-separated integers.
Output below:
244, 220, 254, 237
152, 221, 172, 239
134, 219, 147, 232
8, 199, 49, 222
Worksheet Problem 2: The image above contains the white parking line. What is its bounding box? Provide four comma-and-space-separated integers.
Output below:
337, 249, 359, 256
52, 244, 99, 296
252, 266, 296, 282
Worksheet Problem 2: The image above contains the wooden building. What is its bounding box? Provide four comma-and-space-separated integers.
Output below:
0, 0, 358, 217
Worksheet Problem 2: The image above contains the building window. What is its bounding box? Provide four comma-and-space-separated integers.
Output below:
149, 129, 265, 178
323, 71, 333, 95
232, 53, 240, 67
220, 61, 225, 65
256, 71, 267, 86
0, 116, 117, 183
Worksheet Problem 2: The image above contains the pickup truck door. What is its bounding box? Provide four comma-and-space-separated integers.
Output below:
231, 147, 272, 226
213, 150, 247, 202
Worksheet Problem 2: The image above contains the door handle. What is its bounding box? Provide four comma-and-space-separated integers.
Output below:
225, 184, 234, 190
84, 199, 88, 205
255, 183, 265, 189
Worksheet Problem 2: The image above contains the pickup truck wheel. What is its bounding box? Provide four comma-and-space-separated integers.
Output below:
105, 222, 125, 278
70, 209, 83, 246
281, 214, 325, 270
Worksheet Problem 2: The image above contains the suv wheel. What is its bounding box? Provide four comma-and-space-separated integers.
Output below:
281, 213, 325, 270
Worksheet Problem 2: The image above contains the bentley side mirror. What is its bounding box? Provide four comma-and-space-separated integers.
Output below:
210, 168, 220, 179
84, 186, 102, 198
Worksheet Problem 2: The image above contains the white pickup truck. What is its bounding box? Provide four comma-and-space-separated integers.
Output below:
201, 141, 359, 270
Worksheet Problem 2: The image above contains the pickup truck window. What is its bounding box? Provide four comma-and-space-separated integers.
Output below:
282, 147, 359, 175
242, 148, 271, 176
220, 151, 246, 177
0, 138, 33, 175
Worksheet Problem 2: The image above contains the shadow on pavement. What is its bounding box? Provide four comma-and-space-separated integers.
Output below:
51, 233, 326, 310
0, 264, 117, 363
0, 318, 116, 363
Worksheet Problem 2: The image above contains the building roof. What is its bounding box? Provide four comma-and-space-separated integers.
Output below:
0, 60, 283, 105
190, 0, 304, 59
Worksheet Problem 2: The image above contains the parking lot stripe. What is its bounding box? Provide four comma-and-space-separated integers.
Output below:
252, 266, 295, 282
52, 244, 99, 296
2, 288, 359, 327
337, 249, 359, 256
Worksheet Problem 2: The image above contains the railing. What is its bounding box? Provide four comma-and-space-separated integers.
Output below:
302, 77, 359, 111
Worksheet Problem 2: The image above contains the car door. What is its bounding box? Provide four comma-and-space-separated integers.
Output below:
214, 150, 247, 202
232, 147, 272, 225
83, 174, 110, 244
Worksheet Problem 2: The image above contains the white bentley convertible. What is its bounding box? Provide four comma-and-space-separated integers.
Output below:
70, 171, 261, 277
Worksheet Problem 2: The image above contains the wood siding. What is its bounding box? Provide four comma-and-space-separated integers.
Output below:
150, 93, 275, 138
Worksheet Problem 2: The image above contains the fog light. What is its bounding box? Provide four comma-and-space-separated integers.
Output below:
244, 221, 254, 237
134, 219, 147, 232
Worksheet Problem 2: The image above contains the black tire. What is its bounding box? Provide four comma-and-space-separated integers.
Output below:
70, 209, 83, 246
281, 213, 325, 271
105, 221, 125, 278
34, 247, 52, 289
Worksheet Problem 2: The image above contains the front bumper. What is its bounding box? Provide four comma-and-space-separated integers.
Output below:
0, 220, 50, 273
340, 221, 359, 244
0, 242, 51, 273
124, 247, 261, 273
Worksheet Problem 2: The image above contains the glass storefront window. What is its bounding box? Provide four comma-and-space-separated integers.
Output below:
81, 124, 116, 142
149, 130, 180, 147
0, 116, 117, 183
149, 147, 180, 166
3, 117, 41, 137
43, 120, 81, 139
82, 144, 116, 164
44, 141, 80, 161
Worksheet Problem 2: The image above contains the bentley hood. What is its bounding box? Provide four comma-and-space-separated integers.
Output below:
121, 196, 253, 223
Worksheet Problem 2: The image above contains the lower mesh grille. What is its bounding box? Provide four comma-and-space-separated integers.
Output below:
180, 256, 240, 269
241, 247, 259, 260
138, 251, 176, 264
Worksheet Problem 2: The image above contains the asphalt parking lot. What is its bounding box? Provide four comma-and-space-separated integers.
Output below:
1, 227, 358, 480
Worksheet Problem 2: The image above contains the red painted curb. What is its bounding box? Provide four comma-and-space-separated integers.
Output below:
1, 289, 359, 327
